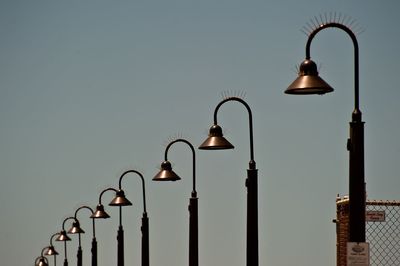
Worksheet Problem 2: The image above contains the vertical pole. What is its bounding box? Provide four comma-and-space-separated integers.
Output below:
117, 225, 124, 266
348, 118, 366, 242
141, 213, 150, 266
64, 241, 68, 266
91, 238, 97, 266
189, 194, 199, 266
77, 247, 82, 266
246, 161, 258, 266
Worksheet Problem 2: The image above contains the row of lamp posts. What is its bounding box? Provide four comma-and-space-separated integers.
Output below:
36, 94, 259, 266
36, 18, 366, 266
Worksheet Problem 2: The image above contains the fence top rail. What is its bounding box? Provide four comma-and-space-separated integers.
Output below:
336, 197, 400, 206
367, 199, 400, 206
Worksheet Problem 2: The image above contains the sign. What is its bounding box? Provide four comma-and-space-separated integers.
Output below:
366, 210, 385, 222
347, 242, 370, 266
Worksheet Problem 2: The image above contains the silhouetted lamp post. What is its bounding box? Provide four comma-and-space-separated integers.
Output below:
67, 218, 85, 266
285, 20, 366, 243
44, 233, 59, 266
199, 96, 258, 266
56, 217, 74, 266
90, 187, 131, 266
109, 170, 149, 266
153, 138, 198, 266
36, 255, 49, 266
69, 206, 98, 266
38, 247, 51, 266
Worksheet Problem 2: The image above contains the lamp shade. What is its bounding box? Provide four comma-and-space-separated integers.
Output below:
67, 221, 85, 234
285, 59, 334, 95
109, 190, 133, 206
44, 246, 59, 256
90, 204, 110, 219
199, 124, 234, 150
153, 161, 181, 181
55, 230, 71, 241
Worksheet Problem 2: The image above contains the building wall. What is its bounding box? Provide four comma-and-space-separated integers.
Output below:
336, 197, 349, 266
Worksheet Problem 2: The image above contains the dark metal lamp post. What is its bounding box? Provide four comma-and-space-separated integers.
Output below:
36, 255, 49, 266
75, 206, 98, 266
285, 20, 366, 243
153, 138, 198, 266
44, 233, 59, 266
55, 217, 74, 266
199, 96, 258, 266
109, 170, 149, 266
69, 206, 98, 266
67, 218, 85, 266
90, 187, 132, 266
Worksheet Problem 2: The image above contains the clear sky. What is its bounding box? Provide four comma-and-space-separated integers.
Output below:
1, 1, 399, 266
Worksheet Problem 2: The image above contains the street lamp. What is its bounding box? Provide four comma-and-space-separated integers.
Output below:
37, 247, 51, 266
67, 217, 85, 266
109, 170, 149, 266
55, 217, 74, 266
153, 138, 198, 266
90, 187, 132, 266
285, 20, 366, 243
36, 255, 49, 266
199, 96, 259, 266
44, 233, 60, 266
69, 206, 98, 266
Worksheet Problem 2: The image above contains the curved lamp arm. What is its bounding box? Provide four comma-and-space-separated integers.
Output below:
43, 232, 60, 257
50, 232, 59, 246
62, 216, 77, 231
75, 205, 96, 237
305, 22, 361, 120
98, 187, 118, 204
165, 138, 197, 196
213, 97, 255, 168
41, 247, 47, 257
118, 170, 147, 213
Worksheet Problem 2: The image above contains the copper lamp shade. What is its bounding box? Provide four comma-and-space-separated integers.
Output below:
285, 59, 334, 95
68, 221, 85, 234
90, 204, 110, 219
199, 124, 234, 150
44, 245, 59, 256
153, 161, 181, 181
109, 189, 133, 206
55, 230, 71, 241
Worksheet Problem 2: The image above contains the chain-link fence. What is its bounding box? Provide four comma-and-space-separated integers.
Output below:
336, 198, 400, 266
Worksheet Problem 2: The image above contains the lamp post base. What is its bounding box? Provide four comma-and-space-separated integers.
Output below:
141, 213, 150, 266
189, 195, 199, 266
117, 226, 124, 266
91, 238, 97, 266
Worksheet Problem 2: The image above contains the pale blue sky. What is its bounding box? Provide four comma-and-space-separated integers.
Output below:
1, 1, 399, 266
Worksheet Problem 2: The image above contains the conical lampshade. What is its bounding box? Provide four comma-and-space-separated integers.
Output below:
199, 125, 234, 150
109, 190, 132, 206
285, 59, 333, 95
55, 230, 71, 241
44, 246, 59, 256
90, 204, 110, 219
153, 161, 181, 181
68, 221, 85, 234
